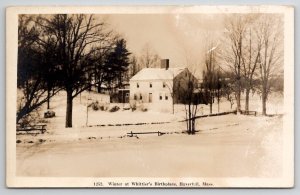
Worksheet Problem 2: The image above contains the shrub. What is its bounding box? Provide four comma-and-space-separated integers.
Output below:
44, 110, 55, 118
92, 103, 99, 111
123, 104, 131, 110
90, 101, 100, 111
38, 119, 48, 123
109, 105, 120, 112
130, 102, 137, 111
18, 110, 40, 127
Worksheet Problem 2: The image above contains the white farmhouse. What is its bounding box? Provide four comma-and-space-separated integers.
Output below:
129, 59, 197, 112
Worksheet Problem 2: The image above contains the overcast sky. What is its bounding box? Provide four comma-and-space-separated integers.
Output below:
101, 14, 225, 74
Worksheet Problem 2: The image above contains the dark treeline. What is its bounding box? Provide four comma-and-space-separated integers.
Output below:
17, 14, 131, 127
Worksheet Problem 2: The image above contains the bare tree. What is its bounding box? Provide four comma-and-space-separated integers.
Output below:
222, 72, 237, 110
182, 69, 199, 134
139, 43, 160, 68
203, 43, 219, 114
240, 17, 262, 112
35, 14, 116, 128
256, 15, 283, 115
17, 15, 61, 123
215, 68, 225, 113
223, 15, 251, 114
128, 55, 140, 77
222, 14, 283, 115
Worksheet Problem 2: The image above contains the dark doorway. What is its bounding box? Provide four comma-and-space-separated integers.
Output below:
149, 93, 152, 103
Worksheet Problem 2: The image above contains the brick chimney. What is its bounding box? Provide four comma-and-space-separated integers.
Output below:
161, 59, 169, 70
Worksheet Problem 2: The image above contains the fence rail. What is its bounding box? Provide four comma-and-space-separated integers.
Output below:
16, 124, 47, 134
240, 110, 257, 116
127, 131, 165, 137
181, 111, 237, 122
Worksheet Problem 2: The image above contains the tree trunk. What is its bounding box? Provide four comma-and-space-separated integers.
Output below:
188, 103, 192, 134
65, 90, 73, 128
191, 118, 195, 134
218, 95, 220, 113
172, 103, 174, 114
262, 87, 267, 116
236, 88, 241, 113
262, 97, 267, 116
185, 109, 188, 132
172, 93, 174, 114
97, 84, 101, 93
245, 88, 250, 111
237, 59, 241, 114
47, 88, 50, 109
209, 92, 213, 114
16, 109, 26, 124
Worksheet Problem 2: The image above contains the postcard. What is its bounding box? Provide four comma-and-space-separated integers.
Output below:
6, 5, 294, 188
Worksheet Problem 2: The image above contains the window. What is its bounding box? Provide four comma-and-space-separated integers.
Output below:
140, 94, 142, 100
134, 94, 137, 100
159, 94, 162, 100
137, 83, 139, 88
165, 94, 168, 100
150, 83, 152, 88
126, 93, 129, 97
163, 82, 166, 88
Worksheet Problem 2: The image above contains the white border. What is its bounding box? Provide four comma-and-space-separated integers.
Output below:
6, 5, 294, 188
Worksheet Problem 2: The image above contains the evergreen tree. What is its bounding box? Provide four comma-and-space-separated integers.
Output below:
104, 38, 131, 89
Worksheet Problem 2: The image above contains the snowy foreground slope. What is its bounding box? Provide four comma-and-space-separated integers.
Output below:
16, 91, 284, 177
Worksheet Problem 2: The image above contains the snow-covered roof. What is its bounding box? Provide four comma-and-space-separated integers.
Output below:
130, 68, 186, 81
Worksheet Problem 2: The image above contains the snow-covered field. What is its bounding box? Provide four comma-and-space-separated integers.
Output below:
16, 91, 284, 178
